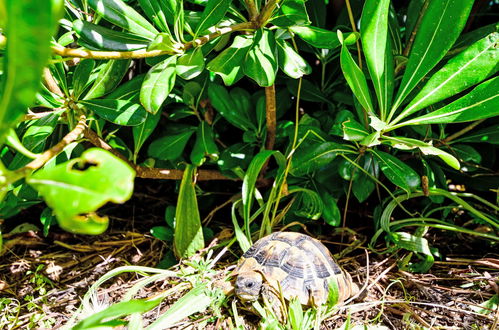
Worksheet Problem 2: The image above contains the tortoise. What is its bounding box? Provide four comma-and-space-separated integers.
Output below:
233, 231, 358, 307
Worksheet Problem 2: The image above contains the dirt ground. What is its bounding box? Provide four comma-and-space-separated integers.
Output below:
1, 189, 498, 329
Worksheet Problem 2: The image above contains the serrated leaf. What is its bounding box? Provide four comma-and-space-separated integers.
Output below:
276, 38, 311, 79
243, 29, 278, 87
173, 165, 204, 259
147, 129, 195, 160
372, 150, 420, 193
73, 19, 150, 51
84, 59, 131, 100
88, 0, 158, 39
390, 0, 475, 112
207, 35, 253, 85
80, 99, 147, 126
27, 148, 135, 235
140, 56, 177, 114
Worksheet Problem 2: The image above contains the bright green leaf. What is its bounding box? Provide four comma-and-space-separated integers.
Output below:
194, 0, 232, 37
190, 122, 219, 166
27, 148, 135, 235
371, 150, 420, 194
140, 56, 177, 114
133, 110, 162, 157
80, 99, 147, 126
243, 29, 278, 87
276, 38, 311, 79
207, 35, 252, 85
290, 25, 342, 49
176, 48, 205, 80
84, 59, 131, 100
173, 165, 204, 259
72, 59, 96, 100
147, 128, 195, 160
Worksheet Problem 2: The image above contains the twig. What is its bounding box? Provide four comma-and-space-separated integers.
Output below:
51, 22, 256, 60
257, 0, 279, 27
443, 119, 486, 143
403, 0, 430, 57
21, 115, 87, 172
245, 0, 259, 21
345, 0, 362, 68
264, 85, 276, 151
83, 128, 233, 181
42, 67, 64, 96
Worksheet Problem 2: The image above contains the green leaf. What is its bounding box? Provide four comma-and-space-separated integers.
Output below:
147, 285, 212, 329
455, 125, 499, 145
80, 99, 147, 126
194, 0, 232, 37
394, 76, 499, 126
291, 187, 323, 220
174, 165, 204, 259
393, 32, 499, 124
289, 25, 342, 49
371, 150, 420, 194
84, 59, 131, 100
133, 110, 162, 157
360, 0, 391, 117
72, 59, 96, 100
291, 142, 348, 176
87, 0, 159, 39
208, 84, 255, 131
73, 19, 150, 51
243, 29, 278, 87
382, 136, 460, 170
342, 118, 369, 141
207, 35, 253, 85
339, 33, 375, 116
147, 128, 195, 160
150, 226, 173, 241
242, 151, 286, 236
140, 56, 177, 114
27, 148, 135, 235
147, 32, 182, 52
138, 0, 172, 33
74, 299, 160, 330
318, 188, 341, 226
190, 122, 219, 166
390, 0, 475, 113
9, 111, 62, 170
0, 0, 63, 143
352, 154, 377, 203
271, 0, 310, 28
107, 74, 145, 102
176, 48, 205, 80
276, 39, 311, 79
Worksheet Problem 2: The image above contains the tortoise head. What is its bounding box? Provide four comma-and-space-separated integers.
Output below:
235, 271, 263, 302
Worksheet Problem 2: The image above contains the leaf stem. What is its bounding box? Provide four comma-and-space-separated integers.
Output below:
264, 85, 276, 151
51, 22, 256, 60
443, 119, 486, 143
345, 0, 362, 68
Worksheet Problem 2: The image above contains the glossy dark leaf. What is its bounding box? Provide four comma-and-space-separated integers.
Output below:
140, 56, 177, 114
372, 150, 420, 194
208, 84, 255, 131
138, 0, 172, 33
132, 110, 162, 157
243, 29, 278, 87
87, 0, 158, 39
289, 25, 342, 49
455, 125, 499, 145
72, 59, 96, 100
84, 59, 131, 100
194, 0, 232, 37
176, 48, 205, 80
207, 35, 252, 85
73, 19, 150, 51
148, 128, 196, 160
79, 99, 147, 126
291, 142, 349, 176
190, 122, 219, 166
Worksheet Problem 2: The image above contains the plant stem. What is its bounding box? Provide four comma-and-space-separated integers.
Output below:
84, 128, 232, 181
443, 119, 486, 143
264, 85, 276, 151
403, 0, 430, 57
51, 22, 256, 60
245, 0, 259, 21
345, 0, 362, 68
257, 0, 279, 27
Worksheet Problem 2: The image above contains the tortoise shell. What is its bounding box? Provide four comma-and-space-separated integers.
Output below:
234, 232, 355, 306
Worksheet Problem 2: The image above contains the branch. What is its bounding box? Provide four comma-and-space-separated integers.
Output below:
83, 128, 233, 181
264, 85, 276, 151
51, 22, 256, 60
257, 0, 279, 26
245, 0, 259, 21
20, 115, 87, 172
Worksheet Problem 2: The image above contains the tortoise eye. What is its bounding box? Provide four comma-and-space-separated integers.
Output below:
246, 281, 254, 288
